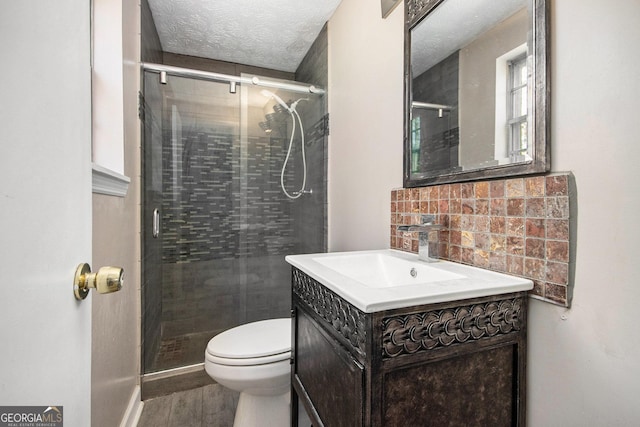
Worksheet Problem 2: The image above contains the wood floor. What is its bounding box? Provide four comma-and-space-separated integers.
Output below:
138, 382, 313, 426
138, 384, 239, 427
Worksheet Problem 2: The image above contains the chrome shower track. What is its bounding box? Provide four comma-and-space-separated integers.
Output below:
142, 62, 325, 95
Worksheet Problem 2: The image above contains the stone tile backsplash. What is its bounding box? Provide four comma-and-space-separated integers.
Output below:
391, 173, 574, 307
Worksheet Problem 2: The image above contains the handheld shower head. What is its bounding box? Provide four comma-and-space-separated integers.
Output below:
261, 89, 291, 113
291, 98, 309, 110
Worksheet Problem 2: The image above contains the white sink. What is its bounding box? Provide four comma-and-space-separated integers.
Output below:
312, 252, 465, 288
285, 249, 533, 313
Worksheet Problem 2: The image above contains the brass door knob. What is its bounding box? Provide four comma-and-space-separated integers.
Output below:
73, 263, 124, 300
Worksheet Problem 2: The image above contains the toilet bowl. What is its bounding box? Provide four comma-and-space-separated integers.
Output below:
205, 318, 291, 427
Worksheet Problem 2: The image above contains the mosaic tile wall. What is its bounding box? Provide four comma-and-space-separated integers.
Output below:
161, 128, 296, 264
391, 173, 574, 307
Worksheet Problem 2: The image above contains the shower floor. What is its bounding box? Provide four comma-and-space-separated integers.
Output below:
147, 254, 292, 373
154, 332, 214, 371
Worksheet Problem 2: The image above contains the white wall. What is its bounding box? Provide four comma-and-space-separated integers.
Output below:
328, 0, 640, 423
527, 0, 640, 424
92, 0, 125, 174
327, 0, 404, 251
459, 8, 527, 166
91, 0, 142, 425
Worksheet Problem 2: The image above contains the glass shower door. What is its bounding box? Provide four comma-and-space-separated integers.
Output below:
142, 69, 327, 374
411, 105, 459, 175
236, 73, 326, 322
143, 71, 243, 373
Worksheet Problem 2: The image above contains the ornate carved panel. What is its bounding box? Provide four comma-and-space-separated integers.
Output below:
406, 0, 443, 26
292, 268, 367, 357
382, 297, 524, 358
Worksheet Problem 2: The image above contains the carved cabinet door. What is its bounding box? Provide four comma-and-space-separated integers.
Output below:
293, 309, 365, 427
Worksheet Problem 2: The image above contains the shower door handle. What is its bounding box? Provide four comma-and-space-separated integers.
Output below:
152, 208, 160, 238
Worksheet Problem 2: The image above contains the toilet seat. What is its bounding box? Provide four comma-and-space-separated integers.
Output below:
206, 350, 290, 366
206, 318, 291, 367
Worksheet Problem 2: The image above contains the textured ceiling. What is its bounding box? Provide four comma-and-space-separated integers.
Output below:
148, 0, 342, 73
412, 0, 527, 76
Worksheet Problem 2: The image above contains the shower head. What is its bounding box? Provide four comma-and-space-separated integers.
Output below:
272, 103, 286, 114
261, 89, 291, 113
258, 121, 272, 133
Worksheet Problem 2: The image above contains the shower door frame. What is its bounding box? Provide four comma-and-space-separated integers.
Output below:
140, 63, 327, 378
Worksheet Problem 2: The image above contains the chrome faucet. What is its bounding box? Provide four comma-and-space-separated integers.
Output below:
397, 215, 442, 262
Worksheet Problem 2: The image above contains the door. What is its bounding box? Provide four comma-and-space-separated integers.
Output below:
0, 1, 92, 426
141, 69, 327, 374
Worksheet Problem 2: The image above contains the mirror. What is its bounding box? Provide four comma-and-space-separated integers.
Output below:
404, 0, 549, 187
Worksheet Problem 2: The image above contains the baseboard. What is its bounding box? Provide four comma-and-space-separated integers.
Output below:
120, 385, 144, 427
142, 365, 214, 400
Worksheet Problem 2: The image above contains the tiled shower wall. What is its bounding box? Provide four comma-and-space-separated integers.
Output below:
294, 24, 329, 254
391, 173, 574, 307
161, 129, 297, 263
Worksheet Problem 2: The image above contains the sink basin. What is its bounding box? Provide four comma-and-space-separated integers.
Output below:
312, 252, 465, 288
285, 249, 533, 312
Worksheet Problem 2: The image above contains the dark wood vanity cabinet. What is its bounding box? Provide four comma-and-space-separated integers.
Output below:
290, 268, 528, 427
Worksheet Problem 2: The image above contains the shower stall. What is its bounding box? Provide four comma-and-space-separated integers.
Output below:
410, 101, 459, 175
141, 64, 327, 375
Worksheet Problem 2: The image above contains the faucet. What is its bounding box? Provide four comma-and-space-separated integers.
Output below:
397, 214, 443, 262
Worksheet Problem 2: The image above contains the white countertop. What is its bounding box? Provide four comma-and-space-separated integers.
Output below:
286, 249, 533, 313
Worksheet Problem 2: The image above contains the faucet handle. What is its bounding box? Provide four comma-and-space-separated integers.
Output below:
420, 214, 437, 225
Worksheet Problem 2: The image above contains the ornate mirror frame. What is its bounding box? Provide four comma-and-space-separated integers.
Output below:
403, 0, 550, 187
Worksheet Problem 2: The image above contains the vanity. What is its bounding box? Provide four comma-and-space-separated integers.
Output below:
282, 0, 551, 422
286, 250, 533, 426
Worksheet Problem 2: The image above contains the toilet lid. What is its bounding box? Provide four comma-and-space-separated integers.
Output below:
206, 318, 291, 359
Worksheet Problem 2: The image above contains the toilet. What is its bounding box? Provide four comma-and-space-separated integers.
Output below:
204, 318, 292, 427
